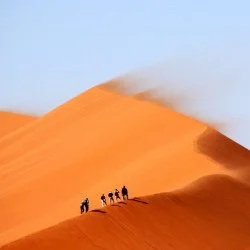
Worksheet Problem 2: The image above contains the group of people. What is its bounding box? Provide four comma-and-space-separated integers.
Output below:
101, 186, 129, 207
80, 186, 129, 214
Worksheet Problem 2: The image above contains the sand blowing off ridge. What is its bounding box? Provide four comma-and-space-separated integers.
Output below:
0, 81, 249, 249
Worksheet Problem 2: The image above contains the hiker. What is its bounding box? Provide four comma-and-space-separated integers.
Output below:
80, 200, 85, 214
108, 191, 114, 204
80, 198, 89, 214
85, 198, 89, 212
101, 194, 107, 207
114, 188, 121, 201
121, 186, 128, 200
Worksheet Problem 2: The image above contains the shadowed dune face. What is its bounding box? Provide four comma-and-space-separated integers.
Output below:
2, 174, 250, 250
196, 128, 250, 183
0, 83, 249, 248
0, 111, 36, 138
196, 128, 250, 169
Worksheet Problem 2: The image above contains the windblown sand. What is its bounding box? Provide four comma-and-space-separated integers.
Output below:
0, 84, 249, 249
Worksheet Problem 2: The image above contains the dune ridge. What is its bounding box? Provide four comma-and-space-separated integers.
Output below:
2, 174, 250, 250
0, 82, 249, 249
0, 111, 36, 139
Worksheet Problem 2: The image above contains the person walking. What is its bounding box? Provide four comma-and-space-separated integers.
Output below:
80, 200, 85, 214
85, 198, 89, 212
121, 186, 128, 200
108, 191, 114, 204
101, 194, 107, 207
80, 198, 89, 214
114, 188, 121, 201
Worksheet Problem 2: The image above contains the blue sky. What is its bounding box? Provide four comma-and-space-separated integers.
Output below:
1, 1, 250, 148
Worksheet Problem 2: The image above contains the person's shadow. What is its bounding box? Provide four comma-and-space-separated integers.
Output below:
130, 197, 149, 204
90, 209, 107, 214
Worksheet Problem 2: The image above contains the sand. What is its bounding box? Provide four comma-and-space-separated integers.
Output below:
0, 111, 35, 139
0, 84, 249, 249
2, 175, 250, 250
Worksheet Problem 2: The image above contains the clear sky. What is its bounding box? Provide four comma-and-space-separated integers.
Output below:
1, 1, 250, 147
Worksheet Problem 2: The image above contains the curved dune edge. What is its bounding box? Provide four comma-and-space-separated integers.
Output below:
1, 174, 250, 250
0, 83, 249, 248
0, 111, 36, 138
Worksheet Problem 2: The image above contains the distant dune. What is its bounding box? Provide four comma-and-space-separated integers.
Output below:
0, 83, 249, 249
0, 111, 36, 138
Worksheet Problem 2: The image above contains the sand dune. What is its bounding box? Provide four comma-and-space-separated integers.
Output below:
0, 84, 249, 249
2, 175, 250, 250
0, 111, 35, 139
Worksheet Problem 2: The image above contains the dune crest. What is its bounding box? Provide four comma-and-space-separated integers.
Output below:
2, 175, 250, 250
0, 83, 249, 249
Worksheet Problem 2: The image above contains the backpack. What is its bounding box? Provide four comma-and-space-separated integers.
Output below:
108, 192, 113, 197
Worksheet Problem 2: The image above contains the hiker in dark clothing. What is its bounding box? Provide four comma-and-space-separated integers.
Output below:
80, 198, 89, 214
121, 186, 128, 200
85, 198, 89, 212
108, 191, 114, 204
101, 194, 107, 207
80, 200, 85, 214
114, 188, 121, 201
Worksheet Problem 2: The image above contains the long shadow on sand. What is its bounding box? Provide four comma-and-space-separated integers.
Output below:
196, 128, 250, 171
90, 209, 107, 214
130, 198, 149, 204
89, 198, 148, 214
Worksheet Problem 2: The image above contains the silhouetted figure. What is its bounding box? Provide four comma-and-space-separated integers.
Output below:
108, 191, 114, 204
101, 194, 107, 207
114, 188, 121, 201
80, 198, 89, 214
121, 186, 128, 200
85, 198, 89, 212
80, 200, 85, 214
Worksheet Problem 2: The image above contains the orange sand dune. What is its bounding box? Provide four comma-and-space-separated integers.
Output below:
0, 84, 249, 248
2, 174, 250, 250
0, 111, 36, 138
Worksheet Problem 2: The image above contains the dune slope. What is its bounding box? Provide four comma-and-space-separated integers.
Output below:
0, 111, 35, 138
0, 84, 248, 247
2, 174, 250, 250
